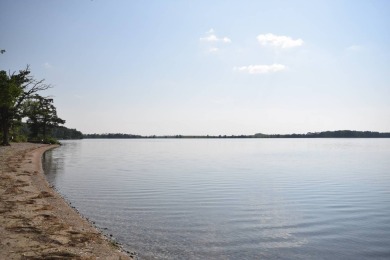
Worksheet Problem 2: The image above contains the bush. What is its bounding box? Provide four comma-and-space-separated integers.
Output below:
28, 136, 61, 145
12, 135, 28, 143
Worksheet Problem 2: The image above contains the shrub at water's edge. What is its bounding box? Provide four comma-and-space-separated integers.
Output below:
28, 136, 60, 145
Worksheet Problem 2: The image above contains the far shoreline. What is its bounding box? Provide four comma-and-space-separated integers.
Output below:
82, 130, 390, 139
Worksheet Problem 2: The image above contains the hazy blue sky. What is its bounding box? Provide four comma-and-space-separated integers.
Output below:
1, 0, 389, 135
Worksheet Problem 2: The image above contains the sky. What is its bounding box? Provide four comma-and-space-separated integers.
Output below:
1, 0, 389, 135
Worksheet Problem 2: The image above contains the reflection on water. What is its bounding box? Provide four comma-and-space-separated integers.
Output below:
43, 139, 390, 259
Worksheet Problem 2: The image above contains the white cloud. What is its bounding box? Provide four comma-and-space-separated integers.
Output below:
209, 47, 219, 53
235, 64, 287, 74
200, 29, 231, 43
200, 34, 218, 42
222, 37, 231, 43
43, 62, 52, 69
257, 33, 303, 49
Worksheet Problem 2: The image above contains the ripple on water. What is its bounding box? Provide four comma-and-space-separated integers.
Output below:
43, 139, 390, 259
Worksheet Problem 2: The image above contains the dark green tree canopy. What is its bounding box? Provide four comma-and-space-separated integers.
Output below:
24, 95, 65, 139
0, 66, 51, 145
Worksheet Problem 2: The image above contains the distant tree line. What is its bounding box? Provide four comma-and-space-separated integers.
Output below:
83, 130, 390, 139
254, 130, 390, 138
84, 133, 141, 139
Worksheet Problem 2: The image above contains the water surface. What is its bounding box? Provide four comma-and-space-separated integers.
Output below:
43, 139, 390, 259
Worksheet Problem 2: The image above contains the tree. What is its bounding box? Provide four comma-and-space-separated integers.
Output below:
24, 95, 65, 139
0, 66, 50, 145
0, 70, 24, 145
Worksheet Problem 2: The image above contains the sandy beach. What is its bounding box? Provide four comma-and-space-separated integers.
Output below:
0, 143, 133, 259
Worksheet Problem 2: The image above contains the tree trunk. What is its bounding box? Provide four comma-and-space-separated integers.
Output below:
0, 108, 11, 146
1, 118, 10, 146
43, 123, 46, 139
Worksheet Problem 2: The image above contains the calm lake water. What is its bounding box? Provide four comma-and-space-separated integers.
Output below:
42, 139, 390, 259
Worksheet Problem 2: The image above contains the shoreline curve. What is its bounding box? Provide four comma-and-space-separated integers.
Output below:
0, 143, 133, 259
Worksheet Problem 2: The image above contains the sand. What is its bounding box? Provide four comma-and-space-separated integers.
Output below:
0, 143, 133, 259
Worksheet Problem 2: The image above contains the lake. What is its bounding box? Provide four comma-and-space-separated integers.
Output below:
42, 139, 390, 259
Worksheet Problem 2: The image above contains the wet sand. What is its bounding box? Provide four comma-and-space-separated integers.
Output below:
0, 143, 133, 259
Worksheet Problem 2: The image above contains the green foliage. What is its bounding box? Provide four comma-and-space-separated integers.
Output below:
0, 70, 26, 145
0, 71, 23, 108
1, 66, 75, 144
28, 136, 60, 145
13, 123, 82, 141
51, 126, 83, 139
12, 134, 28, 143
24, 95, 65, 139
9, 122, 28, 142
0, 66, 57, 145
